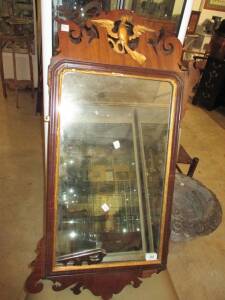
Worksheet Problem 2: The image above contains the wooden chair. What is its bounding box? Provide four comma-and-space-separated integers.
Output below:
177, 145, 199, 177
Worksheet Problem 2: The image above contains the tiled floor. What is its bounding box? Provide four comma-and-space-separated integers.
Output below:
0, 88, 224, 300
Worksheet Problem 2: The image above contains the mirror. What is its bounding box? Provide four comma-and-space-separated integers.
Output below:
54, 67, 176, 267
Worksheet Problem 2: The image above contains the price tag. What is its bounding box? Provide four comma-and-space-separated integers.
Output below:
145, 253, 157, 261
61, 24, 69, 32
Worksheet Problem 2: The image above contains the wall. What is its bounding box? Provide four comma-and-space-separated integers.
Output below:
198, 9, 225, 25
192, 0, 203, 11
173, 0, 186, 15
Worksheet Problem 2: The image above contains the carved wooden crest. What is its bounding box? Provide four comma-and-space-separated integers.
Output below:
91, 15, 155, 64
54, 10, 182, 71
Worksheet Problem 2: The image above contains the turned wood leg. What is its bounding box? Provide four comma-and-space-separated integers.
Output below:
187, 157, 199, 177
0, 44, 7, 98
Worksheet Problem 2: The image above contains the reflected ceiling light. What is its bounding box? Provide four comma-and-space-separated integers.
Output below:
69, 188, 75, 194
101, 203, 110, 212
69, 231, 77, 239
58, 102, 82, 127
113, 140, 120, 149
122, 228, 127, 233
69, 220, 75, 224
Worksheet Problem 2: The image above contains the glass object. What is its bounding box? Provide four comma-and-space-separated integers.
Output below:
55, 69, 174, 265
52, 0, 187, 53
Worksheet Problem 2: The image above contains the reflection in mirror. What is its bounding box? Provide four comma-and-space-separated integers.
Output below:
55, 71, 173, 266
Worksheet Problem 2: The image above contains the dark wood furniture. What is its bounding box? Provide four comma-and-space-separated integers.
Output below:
177, 145, 199, 177
187, 11, 201, 35
25, 9, 184, 300
192, 20, 225, 110
0, 34, 34, 108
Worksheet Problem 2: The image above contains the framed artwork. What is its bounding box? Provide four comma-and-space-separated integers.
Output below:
204, 0, 225, 12
187, 11, 201, 34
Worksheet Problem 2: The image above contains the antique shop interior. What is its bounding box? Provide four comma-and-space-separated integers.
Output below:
0, 0, 225, 300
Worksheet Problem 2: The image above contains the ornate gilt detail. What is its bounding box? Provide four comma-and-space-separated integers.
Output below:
91, 16, 156, 64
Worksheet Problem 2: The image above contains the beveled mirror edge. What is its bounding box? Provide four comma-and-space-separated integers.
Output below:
46, 59, 183, 275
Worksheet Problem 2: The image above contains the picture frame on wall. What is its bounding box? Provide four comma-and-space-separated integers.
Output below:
204, 0, 225, 12
187, 10, 201, 34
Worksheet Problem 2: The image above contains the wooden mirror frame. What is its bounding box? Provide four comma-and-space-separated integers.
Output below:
25, 9, 184, 300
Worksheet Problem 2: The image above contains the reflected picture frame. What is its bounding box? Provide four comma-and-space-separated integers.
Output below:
187, 11, 201, 34
204, 0, 225, 12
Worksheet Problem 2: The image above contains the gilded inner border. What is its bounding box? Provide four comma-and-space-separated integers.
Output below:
51, 67, 179, 272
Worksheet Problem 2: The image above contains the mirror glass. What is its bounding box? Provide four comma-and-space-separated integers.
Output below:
55, 70, 173, 266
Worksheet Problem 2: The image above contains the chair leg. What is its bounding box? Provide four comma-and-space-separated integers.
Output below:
0, 46, 7, 98
187, 157, 199, 177
27, 40, 34, 99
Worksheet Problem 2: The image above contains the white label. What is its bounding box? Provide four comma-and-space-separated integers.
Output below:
101, 203, 110, 212
145, 252, 157, 261
61, 24, 69, 32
